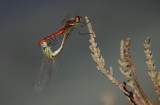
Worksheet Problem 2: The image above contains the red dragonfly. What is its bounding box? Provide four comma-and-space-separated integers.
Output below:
38, 15, 83, 46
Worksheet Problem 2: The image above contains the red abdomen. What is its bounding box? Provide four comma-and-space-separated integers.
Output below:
38, 28, 66, 46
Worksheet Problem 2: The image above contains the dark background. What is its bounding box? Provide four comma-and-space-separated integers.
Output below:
0, 0, 160, 105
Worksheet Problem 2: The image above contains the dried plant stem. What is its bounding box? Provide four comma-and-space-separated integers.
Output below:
123, 38, 152, 105
119, 39, 147, 105
85, 16, 146, 105
144, 37, 160, 100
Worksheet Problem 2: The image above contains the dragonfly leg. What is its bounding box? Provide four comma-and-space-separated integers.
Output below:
80, 20, 90, 27
75, 28, 93, 35
47, 35, 58, 46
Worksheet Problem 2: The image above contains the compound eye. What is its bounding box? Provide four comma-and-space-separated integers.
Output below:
75, 16, 81, 23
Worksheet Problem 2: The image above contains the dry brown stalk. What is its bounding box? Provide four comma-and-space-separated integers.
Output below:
123, 38, 152, 105
85, 16, 147, 105
144, 37, 160, 100
119, 38, 148, 105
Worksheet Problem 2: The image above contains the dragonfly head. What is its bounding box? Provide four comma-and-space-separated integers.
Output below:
41, 42, 48, 48
75, 15, 82, 23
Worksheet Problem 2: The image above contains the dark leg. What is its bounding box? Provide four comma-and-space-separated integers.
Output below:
75, 28, 93, 35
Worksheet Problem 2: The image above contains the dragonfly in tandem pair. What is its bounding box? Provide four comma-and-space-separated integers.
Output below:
34, 15, 89, 93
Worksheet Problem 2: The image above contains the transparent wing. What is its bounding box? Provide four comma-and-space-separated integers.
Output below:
34, 57, 56, 93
